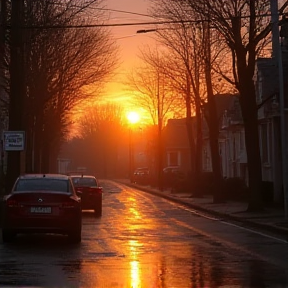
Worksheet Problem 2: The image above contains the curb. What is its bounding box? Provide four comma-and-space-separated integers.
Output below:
120, 181, 288, 238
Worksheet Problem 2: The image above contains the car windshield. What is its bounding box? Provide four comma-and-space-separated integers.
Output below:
134, 168, 149, 174
72, 177, 97, 187
15, 178, 69, 192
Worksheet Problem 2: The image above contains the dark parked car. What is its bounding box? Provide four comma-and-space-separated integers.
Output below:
131, 167, 150, 185
70, 174, 103, 216
1, 174, 82, 243
163, 166, 185, 189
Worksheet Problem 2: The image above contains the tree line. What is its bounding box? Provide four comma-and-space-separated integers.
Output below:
124, 0, 287, 211
0, 0, 118, 192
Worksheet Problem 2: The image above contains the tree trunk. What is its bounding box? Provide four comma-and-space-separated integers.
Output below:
33, 114, 44, 173
185, 95, 196, 175
194, 96, 203, 195
204, 20, 224, 203
238, 77, 263, 211
41, 138, 50, 174
206, 91, 224, 203
6, 0, 25, 192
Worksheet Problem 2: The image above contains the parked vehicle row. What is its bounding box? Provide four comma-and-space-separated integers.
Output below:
0, 173, 103, 243
131, 167, 150, 185
131, 166, 185, 188
69, 173, 103, 216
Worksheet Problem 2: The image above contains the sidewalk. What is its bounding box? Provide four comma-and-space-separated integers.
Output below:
117, 179, 288, 238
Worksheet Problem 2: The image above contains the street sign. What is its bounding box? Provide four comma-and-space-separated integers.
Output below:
3, 131, 25, 151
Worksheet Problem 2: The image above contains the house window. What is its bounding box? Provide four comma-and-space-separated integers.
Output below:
168, 151, 179, 166
257, 74, 263, 103
240, 131, 245, 150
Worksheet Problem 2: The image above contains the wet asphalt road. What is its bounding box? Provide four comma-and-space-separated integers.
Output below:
0, 180, 288, 288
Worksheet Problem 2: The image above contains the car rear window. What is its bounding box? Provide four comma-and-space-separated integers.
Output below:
15, 179, 69, 192
72, 177, 97, 187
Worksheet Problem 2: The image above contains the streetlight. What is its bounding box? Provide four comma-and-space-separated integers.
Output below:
127, 112, 140, 182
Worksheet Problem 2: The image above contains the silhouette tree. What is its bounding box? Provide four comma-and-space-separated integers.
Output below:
4, 0, 119, 191
126, 45, 184, 190
150, 0, 232, 200
75, 103, 125, 178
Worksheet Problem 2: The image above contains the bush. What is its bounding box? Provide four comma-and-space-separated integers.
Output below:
261, 181, 274, 206
171, 172, 214, 195
223, 177, 248, 201
196, 172, 214, 195
171, 177, 193, 193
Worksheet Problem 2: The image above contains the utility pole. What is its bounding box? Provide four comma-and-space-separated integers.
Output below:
0, 0, 7, 195
0, 0, 7, 65
271, 0, 288, 219
6, 0, 25, 192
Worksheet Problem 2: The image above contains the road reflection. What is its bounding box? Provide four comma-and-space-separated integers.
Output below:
0, 184, 287, 287
130, 260, 140, 288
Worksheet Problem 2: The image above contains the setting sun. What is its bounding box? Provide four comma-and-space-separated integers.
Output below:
126, 111, 140, 124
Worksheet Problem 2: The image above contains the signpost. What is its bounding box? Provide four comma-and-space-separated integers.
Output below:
3, 131, 25, 151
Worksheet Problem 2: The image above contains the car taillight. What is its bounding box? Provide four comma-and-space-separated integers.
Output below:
88, 187, 102, 193
61, 199, 78, 208
6, 199, 20, 207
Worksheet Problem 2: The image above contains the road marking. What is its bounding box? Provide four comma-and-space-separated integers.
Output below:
219, 220, 288, 244
112, 181, 288, 244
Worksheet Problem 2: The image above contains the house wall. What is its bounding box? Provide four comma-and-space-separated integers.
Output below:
271, 118, 283, 202
255, 57, 286, 204
220, 126, 247, 183
202, 139, 212, 172
163, 118, 194, 175
259, 120, 273, 181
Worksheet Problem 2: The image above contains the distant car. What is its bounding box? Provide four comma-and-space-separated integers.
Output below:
1, 174, 82, 243
70, 174, 103, 216
163, 166, 182, 174
131, 167, 150, 185
163, 166, 185, 189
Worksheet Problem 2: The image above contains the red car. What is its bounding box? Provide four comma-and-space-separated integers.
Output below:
1, 174, 82, 243
70, 175, 103, 216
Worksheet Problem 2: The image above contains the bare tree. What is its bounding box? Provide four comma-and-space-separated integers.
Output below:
150, 0, 288, 211
150, 0, 231, 199
188, 0, 285, 211
75, 102, 125, 177
4, 0, 119, 190
22, 0, 119, 173
127, 46, 184, 126
126, 45, 184, 189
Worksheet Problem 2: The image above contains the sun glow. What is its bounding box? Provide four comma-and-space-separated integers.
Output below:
126, 111, 140, 124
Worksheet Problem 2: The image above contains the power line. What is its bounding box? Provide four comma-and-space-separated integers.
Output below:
8, 20, 181, 29
4, 12, 279, 30
54, 2, 154, 19
93, 7, 153, 19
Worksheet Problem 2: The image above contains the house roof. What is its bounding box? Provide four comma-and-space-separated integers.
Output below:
163, 118, 191, 149
255, 58, 279, 100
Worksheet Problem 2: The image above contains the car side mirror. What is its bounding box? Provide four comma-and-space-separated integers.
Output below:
76, 191, 82, 197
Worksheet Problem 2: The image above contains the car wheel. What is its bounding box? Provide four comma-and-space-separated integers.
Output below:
94, 200, 102, 217
68, 229, 81, 244
2, 229, 16, 243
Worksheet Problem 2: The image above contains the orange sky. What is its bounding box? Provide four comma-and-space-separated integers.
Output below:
70, 1, 157, 137
103, 0, 156, 114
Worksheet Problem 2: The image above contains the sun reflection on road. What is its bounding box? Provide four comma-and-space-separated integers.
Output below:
130, 260, 140, 288
129, 240, 141, 288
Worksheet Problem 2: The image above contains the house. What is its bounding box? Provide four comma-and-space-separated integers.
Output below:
162, 94, 237, 177
162, 118, 191, 174
201, 94, 242, 178
219, 96, 247, 182
254, 53, 288, 204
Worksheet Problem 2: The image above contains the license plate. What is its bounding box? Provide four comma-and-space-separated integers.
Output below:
30, 207, 52, 214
